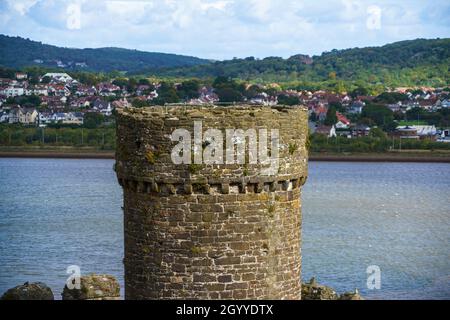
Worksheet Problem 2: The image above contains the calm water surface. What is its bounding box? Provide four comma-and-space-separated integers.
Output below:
0, 159, 449, 299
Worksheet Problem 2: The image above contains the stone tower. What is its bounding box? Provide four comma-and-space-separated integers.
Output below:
115, 105, 309, 300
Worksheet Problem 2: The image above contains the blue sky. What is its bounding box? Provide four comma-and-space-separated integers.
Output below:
0, 0, 449, 60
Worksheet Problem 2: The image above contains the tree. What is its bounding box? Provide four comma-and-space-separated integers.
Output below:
277, 94, 299, 106
215, 87, 243, 103
212, 76, 243, 103
178, 79, 200, 100
152, 82, 180, 105
370, 127, 387, 139
126, 78, 138, 92
112, 78, 129, 88
406, 107, 427, 121
244, 85, 261, 99
361, 103, 397, 132
334, 81, 345, 94
324, 106, 337, 125
7, 95, 41, 108
84, 113, 104, 129
132, 99, 150, 108
41, 76, 51, 84
375, 92, 408, 104
329, 101, 345, 113
138, 78, 151, 86
350, 87, 369, 98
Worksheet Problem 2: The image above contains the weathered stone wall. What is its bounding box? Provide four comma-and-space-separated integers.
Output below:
115, 105, 309, 300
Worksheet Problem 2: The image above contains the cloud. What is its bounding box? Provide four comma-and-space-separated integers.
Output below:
0, 0, 449, 59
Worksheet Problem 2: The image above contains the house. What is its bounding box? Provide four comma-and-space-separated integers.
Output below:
348, 101, 364, 114
97, 83, 121, 96
352, 124, 371, 137
93, 99, 113, 116
313, 104, 328, 122
440, 99, 450, 109
26, 85, 48, 96
0, 110, 9, 123
315, 125, 336, 138
437, 129, 450, 143
250, 93, 277, 106
136, 85, 152, 96
336, 112, 351, 128
112, 98, 130, 109
43, 73, 73, 83
41, 96, 67, 109
308, 121, 317, 134
70, 97, 91, 108
15, 73, 28, 80
335, 121, 348, 129
62, 112, 84, 125
38, 112, 51, 126
387, 103, 402, 113
48, 84, 70, 96
394, 126, 419, 140
8, 106, 38, 125
1, 85, 25, 97
75, 85, 97, 96
411, 125, 437, 138
50, 112, 67, 122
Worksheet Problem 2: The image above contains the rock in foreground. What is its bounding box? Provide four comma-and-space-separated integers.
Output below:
62, 274, 120, 300
1, 282, 54, 300
302, 277, 364, 300
339, 290, 364, 300
301, 277, 339, 300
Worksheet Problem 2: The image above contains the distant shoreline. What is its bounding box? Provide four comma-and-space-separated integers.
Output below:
1, 148, 450, 163
309, 153, 450, 163
0, 148, 115, 159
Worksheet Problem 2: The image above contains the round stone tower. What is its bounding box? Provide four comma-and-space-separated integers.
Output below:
115, 105, 309, 300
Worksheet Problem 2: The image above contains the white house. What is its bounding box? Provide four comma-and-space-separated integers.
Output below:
26, 85, 48, 96
43, 73, 73, 83
9, 106, 38, 124
1, 85, 25, 97
411, 125, 437, 137
15, 72, 28, 80
0, 110, 9, 123
335, 121, 349, 129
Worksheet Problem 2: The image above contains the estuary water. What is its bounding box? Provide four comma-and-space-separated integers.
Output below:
0, 159, 449, 299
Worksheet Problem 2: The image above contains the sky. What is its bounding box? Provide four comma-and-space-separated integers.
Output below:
0, 0, 449, 60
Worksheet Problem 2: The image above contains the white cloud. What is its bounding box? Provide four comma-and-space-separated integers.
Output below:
6, 0, 39, 15
0, 0, 449, 59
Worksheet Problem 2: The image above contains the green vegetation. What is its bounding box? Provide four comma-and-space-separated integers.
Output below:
277, 94, 300, 106
0, 124, 115, 149
0, 34, 209, 72
397, 120, 429, 126
156, 38, 450, 90
310, 134, 450, 153
324, 106, 338, 126
1, 123, 449, 155
2, 35, 448, 91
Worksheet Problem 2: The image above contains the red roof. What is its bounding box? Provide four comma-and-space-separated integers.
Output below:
336, 112, 350, 125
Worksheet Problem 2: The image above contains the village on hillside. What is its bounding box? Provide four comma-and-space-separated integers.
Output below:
0, 71, 449, 146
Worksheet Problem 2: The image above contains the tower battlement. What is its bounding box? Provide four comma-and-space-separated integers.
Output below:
116, 105, 309, 300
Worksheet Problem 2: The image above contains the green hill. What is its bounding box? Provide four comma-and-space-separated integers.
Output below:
0, 34, 209, 73
157, 38, 450, 88
1, 35, 448, 88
